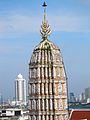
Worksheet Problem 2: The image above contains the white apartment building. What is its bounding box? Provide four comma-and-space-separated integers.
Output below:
15, 74, 26, 105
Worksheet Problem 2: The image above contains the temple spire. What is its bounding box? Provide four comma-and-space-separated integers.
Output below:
40, 2, 51, 40
43, 2, 47, 22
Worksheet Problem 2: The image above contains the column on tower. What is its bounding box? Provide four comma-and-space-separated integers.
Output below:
37, 67, 40, 78
58, 99, 63, 110
38, 51, 41, 63
53, 67, 56, 78
41, 83, 44, 95
38, 115, 41, 120
46, 115, 49, 120
37, 99, 41, 111
60, 65, 65, 78
28, 100, 32, 110
42, 99, 45, 111
54, 115, 58, 120
48, 50, 51, 62
50, 115, 53, 120
29, 69, 31, 78
32, 115, 36, 120
42, 115, 45, 120
37, 115, 41, 120
49, 67, 51, 78
49, 82, 52, 94
54, 99, 57, 110
53, 82, 56, 94
45, 66, 47, 78
28, 84, 31, 95
29, 116, 31, 120
32, 83, 35, 94
62, 82, 67, 94
46, 99, 48, 111
45, 82, 48, 95
42, 67, 44, 78
45, 50, 48, 78
32, 99, 36, 110
48, 51, 51, 78
50, 99, 53, 110
37, 83, 40, 95
42, 50, 44, 64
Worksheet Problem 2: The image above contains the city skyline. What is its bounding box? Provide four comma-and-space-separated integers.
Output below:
0, 0, 90, 100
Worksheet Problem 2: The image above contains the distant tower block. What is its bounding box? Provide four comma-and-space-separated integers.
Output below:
15, 73, 26, 105
28, 2, 68, 120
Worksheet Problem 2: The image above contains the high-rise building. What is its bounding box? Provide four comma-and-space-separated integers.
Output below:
28, 2, 68, 120
69, 93, 76, 103
77, 92, 85, 103
85, 87, 90, 99
15, 73, 26, 105
0, 93, 3, 104
85, 87, 90, 103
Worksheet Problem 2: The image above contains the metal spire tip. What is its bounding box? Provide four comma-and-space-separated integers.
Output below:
42, 2, 47, 7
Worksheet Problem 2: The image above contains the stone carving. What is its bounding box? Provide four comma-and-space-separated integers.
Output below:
53, 67, 56, 78
31, 69, 37, 78
50, 115, 53, 120
49, 83, 52, 94
59, 115, 63, 120
32, 115, 36, 120
37, 99, 40, 110
50, 99, 53, 110
54, 115, 58, 120
32, 100, 36, 110
45, 83, 48, 94
46, 99, 48, 110
28, 84, 31, 95
53, 83, 56, 94
42, 99, 45, 110
59, 99, 63, 110
35, 84, 39, 94
37, 116, 41, 120
41, 83, 44, 94
37, 68, 40, 78
42, 115, 45, 120
28, 116, 31, 120
55, 99, 57, 110
57, 67, 60, 77
32, 84, 35, 94
28, 100, 31, 110
58, 82, 62, 94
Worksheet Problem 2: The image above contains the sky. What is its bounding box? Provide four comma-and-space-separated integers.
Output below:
0, 0, 90, 100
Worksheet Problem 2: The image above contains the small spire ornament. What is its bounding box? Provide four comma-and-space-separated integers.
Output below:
40, 2, 51, 39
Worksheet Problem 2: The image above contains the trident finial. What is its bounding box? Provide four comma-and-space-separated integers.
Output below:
40, 2, 51, 40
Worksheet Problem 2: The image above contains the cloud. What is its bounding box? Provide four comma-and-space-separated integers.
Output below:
49, 15, 90, 32
0, 15, 41, 34
0, 14, 90, 37
0, 45, 22, 55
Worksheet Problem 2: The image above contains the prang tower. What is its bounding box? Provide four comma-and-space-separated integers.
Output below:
28, 2, 68, 120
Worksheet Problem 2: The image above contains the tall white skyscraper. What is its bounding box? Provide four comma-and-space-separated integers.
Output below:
15, 73, 26, 105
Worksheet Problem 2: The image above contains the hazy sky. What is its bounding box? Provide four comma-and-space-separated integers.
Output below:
0, 0, 90, 100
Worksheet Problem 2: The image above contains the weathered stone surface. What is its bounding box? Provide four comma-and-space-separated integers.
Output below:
28, 4, 68, 119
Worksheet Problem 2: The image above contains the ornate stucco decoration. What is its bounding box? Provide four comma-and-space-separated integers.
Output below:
40, 2, 51, 39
